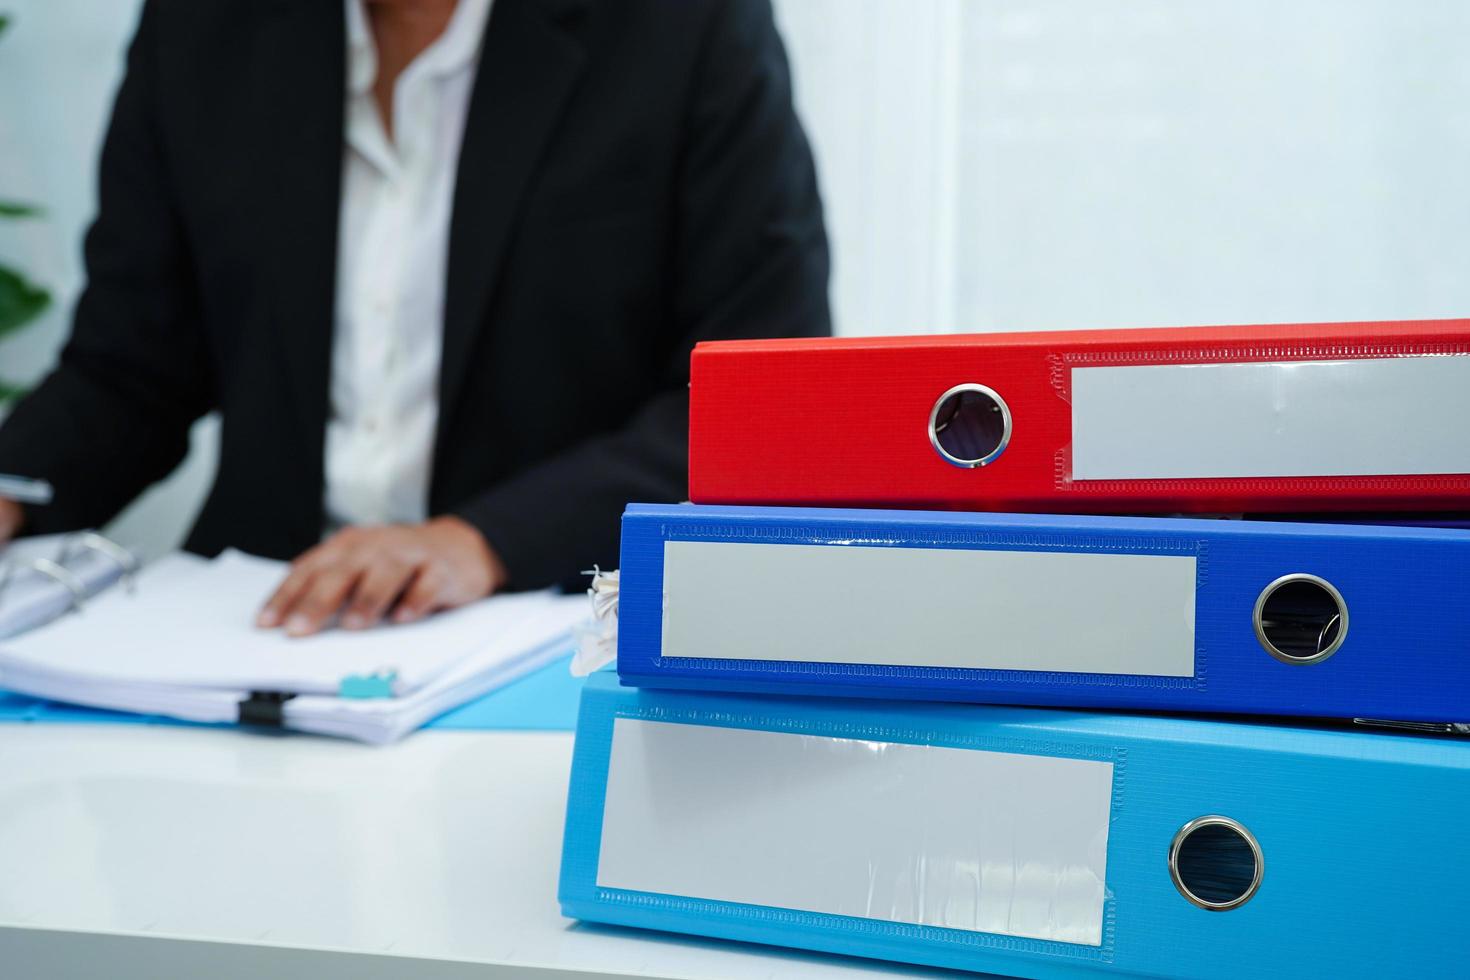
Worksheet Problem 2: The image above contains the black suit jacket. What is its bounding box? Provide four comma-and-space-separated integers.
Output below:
0, 0, 830, 590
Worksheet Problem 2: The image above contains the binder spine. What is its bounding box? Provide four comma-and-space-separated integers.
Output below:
561, 675, 1470, 979
563, 679, 1123, 966
616, 505, 1470, 722
689, 318, 1470, 512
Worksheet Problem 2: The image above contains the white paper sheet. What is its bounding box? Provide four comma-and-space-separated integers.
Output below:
0, 550, 571, 696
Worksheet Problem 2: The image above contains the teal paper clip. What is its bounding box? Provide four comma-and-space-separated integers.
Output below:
339, 670, 398, 699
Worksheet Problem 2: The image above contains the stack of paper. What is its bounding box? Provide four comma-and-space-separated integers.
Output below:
0, 550, 588, 743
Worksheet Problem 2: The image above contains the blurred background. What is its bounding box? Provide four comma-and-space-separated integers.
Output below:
3, 0, 1469, 557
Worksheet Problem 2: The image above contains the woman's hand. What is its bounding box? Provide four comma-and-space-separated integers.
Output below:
256, 516, 508, 637
0, 498, 23, 546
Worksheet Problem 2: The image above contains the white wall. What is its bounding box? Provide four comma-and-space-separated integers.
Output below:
775, 0, 1470, 335
772, 1, 964, 335
4, 0, 1469, 556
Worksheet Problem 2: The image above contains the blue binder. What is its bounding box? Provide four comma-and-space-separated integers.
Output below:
616, 503, 1470, 722
560, 672, 1470, 978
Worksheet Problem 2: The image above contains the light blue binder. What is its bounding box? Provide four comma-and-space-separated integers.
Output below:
561, 672, 1470, 978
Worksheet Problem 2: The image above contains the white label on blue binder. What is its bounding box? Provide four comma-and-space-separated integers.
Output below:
598, 719, 1114, 946
662, 541, 1196, 676
1070, 354, 1470, 480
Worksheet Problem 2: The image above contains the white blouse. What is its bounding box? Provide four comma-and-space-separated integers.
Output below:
324, 0, 494, 529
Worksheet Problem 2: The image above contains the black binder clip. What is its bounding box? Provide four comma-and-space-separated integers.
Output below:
238, 691, 297, 728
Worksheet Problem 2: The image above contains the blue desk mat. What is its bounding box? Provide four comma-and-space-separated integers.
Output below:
0, 652, 587, 733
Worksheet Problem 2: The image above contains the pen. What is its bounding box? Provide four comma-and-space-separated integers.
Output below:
0, 474, 54, 505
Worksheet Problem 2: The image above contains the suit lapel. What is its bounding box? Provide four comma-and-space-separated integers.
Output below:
439, 0, 590, 434
262, 0, 345, 500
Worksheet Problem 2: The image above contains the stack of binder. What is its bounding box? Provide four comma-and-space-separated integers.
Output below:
560, 318, 1470, 978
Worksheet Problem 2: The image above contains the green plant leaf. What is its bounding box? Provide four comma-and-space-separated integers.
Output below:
0, 266, 52, 340
0, 378, 28, 405
0, 16, 10, 39
0, 200, 43, 218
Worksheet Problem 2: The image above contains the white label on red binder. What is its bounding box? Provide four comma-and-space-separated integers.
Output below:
597, 718, 1114, 946
662, 540, 1197, 677
1070, 354, 1470, 480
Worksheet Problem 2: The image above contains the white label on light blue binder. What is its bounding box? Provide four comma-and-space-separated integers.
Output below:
1071, 354, 1470, 480
598, 719, 1114, 946
662, 540, 1196, 676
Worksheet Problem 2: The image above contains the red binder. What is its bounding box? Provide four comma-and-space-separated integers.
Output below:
688, 318, 1470, 513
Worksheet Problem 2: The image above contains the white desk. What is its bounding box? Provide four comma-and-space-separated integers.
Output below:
0, 725, 964, 979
